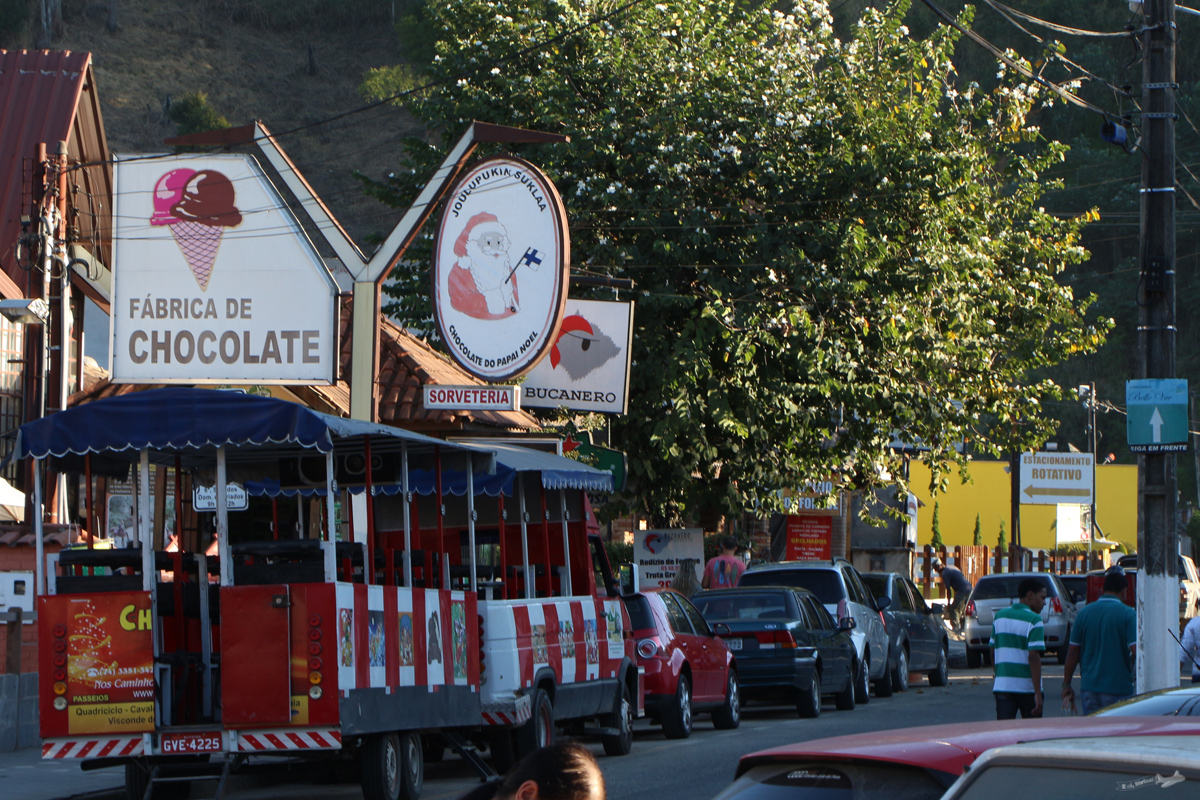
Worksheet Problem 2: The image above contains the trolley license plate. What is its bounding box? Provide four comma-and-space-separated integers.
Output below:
161, 732, 223, 754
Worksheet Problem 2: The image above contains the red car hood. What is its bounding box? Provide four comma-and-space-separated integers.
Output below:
736, 717, 1200, 777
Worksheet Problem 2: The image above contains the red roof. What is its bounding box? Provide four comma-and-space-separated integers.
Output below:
0, 50, 112, 300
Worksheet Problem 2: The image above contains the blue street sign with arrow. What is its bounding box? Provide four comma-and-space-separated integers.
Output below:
1126, 379, 1189, 453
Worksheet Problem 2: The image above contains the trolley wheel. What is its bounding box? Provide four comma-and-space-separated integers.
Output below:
362, 732, 422, 800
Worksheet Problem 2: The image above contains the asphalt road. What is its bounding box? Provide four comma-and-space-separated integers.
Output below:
38, 655, 1081, 800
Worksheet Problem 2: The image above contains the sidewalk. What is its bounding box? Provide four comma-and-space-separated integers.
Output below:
0, 746, 123, 800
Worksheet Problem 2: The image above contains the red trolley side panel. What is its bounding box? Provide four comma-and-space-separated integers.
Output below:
221, 585, 292, 725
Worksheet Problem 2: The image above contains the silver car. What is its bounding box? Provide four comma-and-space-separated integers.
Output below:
739, 558, 891, 702
940, 735, 1200, 800
964, 572, 1076, 667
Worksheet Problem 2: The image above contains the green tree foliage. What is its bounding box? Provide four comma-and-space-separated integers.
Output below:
169, 92, 232, 138
973, 512, 982, 546
931, 501, 944, 549
359, 0, 1108, 526
998, 518, 1008, 553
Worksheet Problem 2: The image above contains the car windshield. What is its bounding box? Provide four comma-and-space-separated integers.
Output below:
694, 592, 792, 621
955, 764, 1198, 799
623, 594, 654, 630
972, 576, 1054, 600
710, 763, 953, 800
1094, 690, 1200, 717
740, 570, 843, 605
861, 574, 888, 600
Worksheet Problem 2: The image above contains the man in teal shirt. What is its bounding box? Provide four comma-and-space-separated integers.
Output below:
1062, 568, 1137, 714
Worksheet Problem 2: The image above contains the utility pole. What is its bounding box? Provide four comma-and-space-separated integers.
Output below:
1137, 0, 1179, 694
1081, 382, 1097, 559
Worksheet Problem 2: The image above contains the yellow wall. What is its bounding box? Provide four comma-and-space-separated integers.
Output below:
909, 461, 1138, 552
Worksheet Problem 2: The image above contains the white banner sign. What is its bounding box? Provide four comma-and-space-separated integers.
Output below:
1019, 452, 1094, 505
1055, 504, 1089, 545
634, 528, 704, 589
193, 484, 249, 511
520, 300, 634, 414
111, 154, 338, 384
423, 385, 520, 411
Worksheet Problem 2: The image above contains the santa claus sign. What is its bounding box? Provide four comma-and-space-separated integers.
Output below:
432, 156, 570, 381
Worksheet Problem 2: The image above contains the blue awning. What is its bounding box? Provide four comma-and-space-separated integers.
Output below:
6, 387, 461, 463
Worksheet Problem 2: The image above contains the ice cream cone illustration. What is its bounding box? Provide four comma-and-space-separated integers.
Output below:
150, 168, 242, 291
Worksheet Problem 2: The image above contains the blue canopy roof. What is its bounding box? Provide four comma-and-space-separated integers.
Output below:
7, 387, 457, 461
6, 387, 614, 495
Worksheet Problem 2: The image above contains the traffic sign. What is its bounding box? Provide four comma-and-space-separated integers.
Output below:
1018, 452, 1094, 506
1126, 379, 1189, 453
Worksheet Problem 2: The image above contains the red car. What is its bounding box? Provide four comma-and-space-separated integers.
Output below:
715, 717, 1200, 800
621, 588, 739, 738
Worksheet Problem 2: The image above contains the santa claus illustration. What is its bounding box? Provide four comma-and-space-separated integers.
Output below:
448, 212, 520, 319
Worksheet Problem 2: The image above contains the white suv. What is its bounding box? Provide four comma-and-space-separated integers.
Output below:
739, 558, 892, 701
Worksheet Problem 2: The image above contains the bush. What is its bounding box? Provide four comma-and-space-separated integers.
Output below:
604, 540, 632, 570
0, 0, 28, 46
169, 92, 231, 138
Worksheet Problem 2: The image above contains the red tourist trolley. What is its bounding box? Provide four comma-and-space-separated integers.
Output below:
15, 388, 637, 800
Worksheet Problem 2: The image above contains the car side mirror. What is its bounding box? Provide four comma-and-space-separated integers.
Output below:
838, 616, 856, 631
930, 602, 945, 615
875, 595, 891, 611
712, 622, 731, 636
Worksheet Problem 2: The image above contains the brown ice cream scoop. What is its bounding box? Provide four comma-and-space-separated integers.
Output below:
171, 170, 243, 227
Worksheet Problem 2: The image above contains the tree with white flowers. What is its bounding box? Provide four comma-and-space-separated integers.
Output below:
360, 0, 1110, 527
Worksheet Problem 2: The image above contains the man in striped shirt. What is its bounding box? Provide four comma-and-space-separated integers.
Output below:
990, 578, 1047, 719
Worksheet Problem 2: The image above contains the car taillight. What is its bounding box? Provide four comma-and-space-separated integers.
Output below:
837, 599, 850, 623
1051, 597, 1063, 614
753, 631, 797, 649
637, 639, 660, 659
967, 601, 976, 618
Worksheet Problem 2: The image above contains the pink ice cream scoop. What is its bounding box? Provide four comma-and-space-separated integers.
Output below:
150, 168, 197, 226
150, 168, 241, 291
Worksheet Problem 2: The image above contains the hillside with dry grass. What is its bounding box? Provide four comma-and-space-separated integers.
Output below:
47, 0, 424, 246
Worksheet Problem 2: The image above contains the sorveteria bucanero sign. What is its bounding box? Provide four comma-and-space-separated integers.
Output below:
432, 156, 570, 382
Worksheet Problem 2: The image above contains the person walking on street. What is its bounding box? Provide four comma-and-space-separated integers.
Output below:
1062, 567, 1137, 714
932, 558, 973, 632
1181, 614, 1200, 684
991, 578, 1047, 720
702, 536, 745, 589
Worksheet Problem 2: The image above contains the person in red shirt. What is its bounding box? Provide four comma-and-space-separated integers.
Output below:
702, 536, 745, 589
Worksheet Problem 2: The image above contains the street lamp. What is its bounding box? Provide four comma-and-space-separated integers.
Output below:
0, 298, 50, 326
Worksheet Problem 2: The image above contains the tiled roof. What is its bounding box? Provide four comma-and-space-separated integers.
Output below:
0, 50, 112, 300
0, 524, 75, 548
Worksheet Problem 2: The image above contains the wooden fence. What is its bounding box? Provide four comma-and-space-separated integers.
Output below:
917, 544, 1109, 600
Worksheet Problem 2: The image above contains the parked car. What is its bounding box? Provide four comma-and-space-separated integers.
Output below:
692, 587, 857, 716
963, 572, 1076, 667
739, 558, 891, 701
621, 588, 739, 739
938, 735, 1200, 800
1058, 574, 1089, 608
1094, 685, 1200, 717
1117, 553, 1200, 620
861, 572, 950, 692
715, 718, 1200, 800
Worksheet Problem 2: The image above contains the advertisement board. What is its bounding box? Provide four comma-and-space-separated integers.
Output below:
520, 300, 634, 414
432, 156, 570, 381
60, 592, 155, 734
634, 529, 704, 589
111, 154, 339, 384
784, 515, 833, 561
1055, 504, 1089, 545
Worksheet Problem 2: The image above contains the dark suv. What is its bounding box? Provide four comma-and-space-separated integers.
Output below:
739, 558, 891, 701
